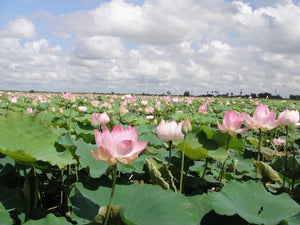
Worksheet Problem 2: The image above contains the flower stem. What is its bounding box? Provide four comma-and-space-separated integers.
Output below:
69, 104, 73, 131
257, 128, 262, 162
179, 136, 187, 193
167, 141, 172, 168
218, 134, 231, 187
283, 125, 289, 187
104, 164, 117, 225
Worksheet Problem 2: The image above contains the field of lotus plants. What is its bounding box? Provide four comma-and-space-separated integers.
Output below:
0, 90, 300, 225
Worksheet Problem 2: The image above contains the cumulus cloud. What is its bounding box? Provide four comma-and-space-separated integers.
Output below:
0, 0, 300, 96
0, 18, 37, 39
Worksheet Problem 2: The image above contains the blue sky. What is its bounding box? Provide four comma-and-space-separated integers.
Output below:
0, 0, 300, 97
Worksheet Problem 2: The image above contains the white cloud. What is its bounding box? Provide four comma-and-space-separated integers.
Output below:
73, 36, 127, 59
0, 18, 37, 39
0, 0, 300, 97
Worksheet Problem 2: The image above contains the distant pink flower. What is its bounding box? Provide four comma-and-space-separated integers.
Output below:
91, 125, 148, 165
90, 100, 99, 107
156, 119, 184, 142
59, 108, 63, 114
273, 137, 285, 146
146, 115, 154, 120
198, 104, 208, 114
91, 112, 110, 126
278, 109, 300, 126
242, 104, 280, 132
144, 106, 154, 114
78, 106, 87, 112
217, 110, 248, 136
26, 108, 33, 114
100, 102, 109, 108
141, 100, 148, 106
10, 97, 18, 104
62, 92, 72, 100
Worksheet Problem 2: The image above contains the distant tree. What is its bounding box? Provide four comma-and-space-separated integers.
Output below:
257, 92, 272, 99
183, 91, 190, 96
166, 90, 171, 95
290, 95, 300, 100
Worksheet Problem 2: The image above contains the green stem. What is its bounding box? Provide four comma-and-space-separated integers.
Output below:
201, 159, 208, 181
104, 164, 117, 225
218, 134, 231, 187
257, 128, 262, 162
179, 136, 187, 193
167, 141, 173, 168
69, 104, 73, 131
283, 125, 289, 187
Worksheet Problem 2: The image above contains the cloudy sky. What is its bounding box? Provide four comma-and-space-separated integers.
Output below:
0, 0, 300, 97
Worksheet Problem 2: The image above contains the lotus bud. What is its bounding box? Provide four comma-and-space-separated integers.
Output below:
118, 105, 127, 117
70, 94, 76, 104
181, 118, 192, 135
31, 99, 37, 107
50, 107, 56, 113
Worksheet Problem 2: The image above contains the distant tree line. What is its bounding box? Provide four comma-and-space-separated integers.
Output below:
182, 91, 290, 99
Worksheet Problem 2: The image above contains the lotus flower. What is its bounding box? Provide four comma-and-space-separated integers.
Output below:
156, 119, 184, 142
273, 137, 285, 146
278, 109, 300, 126
242, 104, 280, 132
217, 110, 248, 136
198, 104, 208, 114
78, 106, 87, 112
91, 125, 148, 165
91, 112, 110, 126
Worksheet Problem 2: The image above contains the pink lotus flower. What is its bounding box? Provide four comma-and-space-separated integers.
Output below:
242, 104, 280, 132
273, 137, 285, 146
91, 125, 148, 165
26, 108, 33, 114
62, 92, 72, 100
198, 104, 208, 114
91, 112, 110, 126
217, 110, 248, 136
10, 97, 18, 104
78, 106, 87, 112
90, 100, 100, 107
278, 109, 300, 126
156, 119, 184, 142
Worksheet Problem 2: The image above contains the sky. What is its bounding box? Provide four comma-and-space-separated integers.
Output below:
0, 0, 300, 97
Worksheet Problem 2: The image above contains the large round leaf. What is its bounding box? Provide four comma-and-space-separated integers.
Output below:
0, 112, 74, 168
0, 202, 12, 225
75, 138, 109, 178
24, 213, 72, 225
202, 180, 300, 224
70, 182, 199, 225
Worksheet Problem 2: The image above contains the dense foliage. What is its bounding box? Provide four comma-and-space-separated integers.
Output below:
0, 91, 299, 225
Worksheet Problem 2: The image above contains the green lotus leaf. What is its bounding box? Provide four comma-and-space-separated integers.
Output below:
0, 112, 74, 169
178, 133, 211, 160
145, 157, 177, 191
56, 132, 75, 148
254, 161, 282, 184
0, 202, 12, 225
271, 156, 300, 180
70, 182, 199, 225
75, 138, 109, 178
203, 180, 300, 224
138, 133, 164, 147
24, 213, 72, 225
